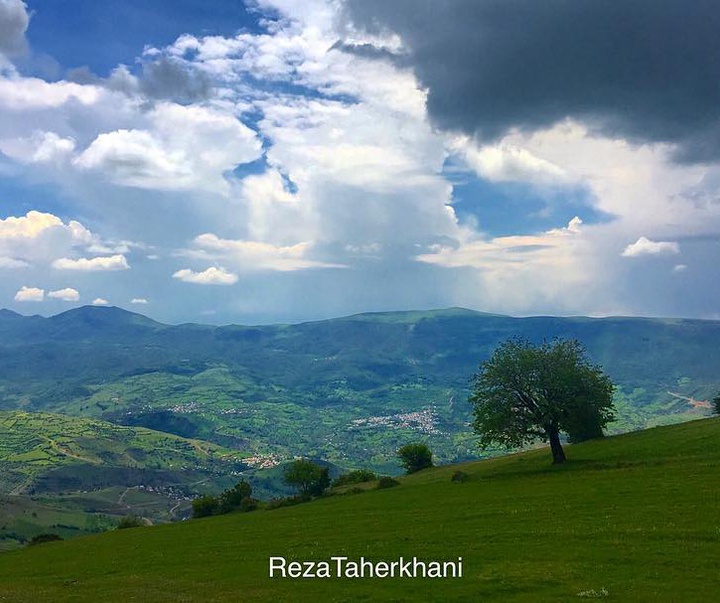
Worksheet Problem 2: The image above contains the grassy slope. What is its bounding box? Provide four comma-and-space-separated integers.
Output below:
0, 411, 248, 494
0, 418, 718, 602
0, 411, 255, 548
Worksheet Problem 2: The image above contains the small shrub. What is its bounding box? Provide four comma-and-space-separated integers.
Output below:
265, 494, 311, 510
346, 486, 365, 495
376, 476, 400, 489
332, 469, 378, 488
192, 495, 219, 518
193, 481, 259, 518
397, 443, 433, 474
28, 533, 63, 546
451, 470, 469, 483
117, 515, 145, 529
218, 480, 253, 513
238, 496, 258, 512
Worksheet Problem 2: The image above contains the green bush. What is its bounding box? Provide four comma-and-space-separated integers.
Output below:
332, 469, 378, 487
397, 443, 433, 474
117, 515, 145, 529
218, 480, 253, 513
238, 496, 258, 512
265, 494, 311, 510
193, 481, 257, 518
283, 459, 331, 496
376, 476, 400, 489
192, 495, 219, 518
450, 470, 469, 483
28, 533, 63, 546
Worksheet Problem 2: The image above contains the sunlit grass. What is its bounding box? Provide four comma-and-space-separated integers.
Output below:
0, 417, 718, 601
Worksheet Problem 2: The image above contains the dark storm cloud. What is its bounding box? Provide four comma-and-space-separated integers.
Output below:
343, 0, 720, 163
139, 57, 212, 103
68, 57, 213, 104
330, 40, 405, 63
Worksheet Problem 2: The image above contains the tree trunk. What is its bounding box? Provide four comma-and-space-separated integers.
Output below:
546, 425, 566, 464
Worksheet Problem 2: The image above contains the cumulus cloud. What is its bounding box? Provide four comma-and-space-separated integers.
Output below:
48, 287, 80, 301
344, 0, 720, 163
450, 137, 569, 186
139, 56, 213, 102
0, 75, 102, 110
14, 285, 43, 302
621, 237, 680, 258
0, 131, 76, 165
74, 103, 262, 194
91, 297, 109, 306
0, 0, 29, 58
1, 0, 719, 322
172, 265, 238, 285
52, 254, 130, 271
0, 211, 96, 267
417, 216, 585, 269
130, 297, 148, 304
0, 210, 65, 239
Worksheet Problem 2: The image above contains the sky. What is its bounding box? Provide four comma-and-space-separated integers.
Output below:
0, 0, 719, 325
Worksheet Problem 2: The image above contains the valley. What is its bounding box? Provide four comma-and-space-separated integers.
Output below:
0, 305, 718, 549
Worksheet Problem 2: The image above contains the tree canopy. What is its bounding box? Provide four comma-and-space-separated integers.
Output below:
469, 338, 615, 464
397, 443, 433, 474
283, 459, 330, 496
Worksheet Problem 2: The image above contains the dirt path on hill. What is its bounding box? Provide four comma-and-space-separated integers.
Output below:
667, 391, 712, 409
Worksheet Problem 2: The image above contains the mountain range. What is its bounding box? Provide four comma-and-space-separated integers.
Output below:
1, 305, 717, 471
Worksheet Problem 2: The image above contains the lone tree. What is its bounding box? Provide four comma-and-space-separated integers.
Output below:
283, 459, 330, 496
397, 443, 433, 474
469, 338, 615, 464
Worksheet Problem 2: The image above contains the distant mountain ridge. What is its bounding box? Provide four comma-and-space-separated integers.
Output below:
0, 305, 718, 470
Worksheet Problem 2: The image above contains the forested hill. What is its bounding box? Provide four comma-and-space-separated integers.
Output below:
0, 305, 718, 469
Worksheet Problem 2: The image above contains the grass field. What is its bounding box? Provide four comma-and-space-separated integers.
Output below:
0, 417, 718, 601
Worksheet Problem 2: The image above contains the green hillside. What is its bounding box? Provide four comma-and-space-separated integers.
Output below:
0, 411, 252, 549
0, 418, 718, 601
0, 306, 718, 472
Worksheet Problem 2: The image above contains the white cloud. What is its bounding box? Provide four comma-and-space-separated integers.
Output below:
0, 0, 30, 58
75, 103, 262, 194
0, 210, 64, 239
192, 233, 343, 271
52, 254, 130, 271
673, 264, 687, 272
14, 285, 43, 302
0, 256, 28, 268
0, 131, 76, 164
0, 210, 98, 267
414, 216, 608, 315
130, 297, 148, 304
48, 287, 80, 301
417, 217, 585, 270
172, 265, 238, 285
450, 136, 569, 185
1, 0, 719, 322
91, 297, 109, 306
621, 237, 680, 257
0, 75, 102, 110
